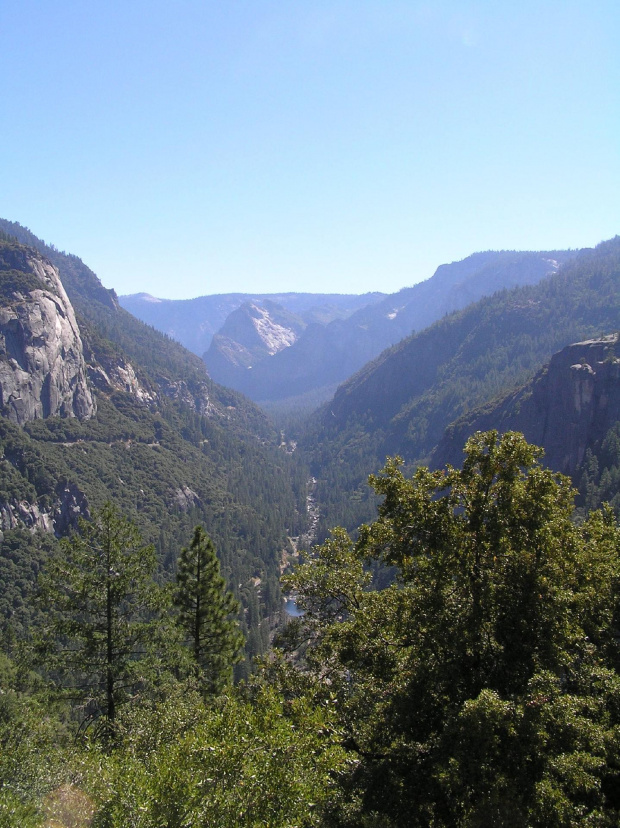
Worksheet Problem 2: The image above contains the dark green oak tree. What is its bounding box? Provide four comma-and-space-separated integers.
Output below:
285, 431, 620, 827
174, 526, 244, 694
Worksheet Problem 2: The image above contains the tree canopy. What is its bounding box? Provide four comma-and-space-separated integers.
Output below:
285, 431, 620, 827
6, 430, 620, 826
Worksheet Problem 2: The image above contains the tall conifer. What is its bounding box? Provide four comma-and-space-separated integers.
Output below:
39, 503, 162, 731
174, 526, 244, 694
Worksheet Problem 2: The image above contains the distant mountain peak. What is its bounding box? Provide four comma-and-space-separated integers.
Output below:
132, 292, 163, 303
249, 303, 299, 355
205, 248, 577, 407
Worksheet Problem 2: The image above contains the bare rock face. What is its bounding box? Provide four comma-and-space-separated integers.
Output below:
88, 357, 155, 405
156, 376, 216, 416
433, 335, 620, 476
0, 249, 95, 425
0, 482, 90, 537
171, 485, 202, 512
528, 337, 620, 474
203, 300, 306, 391
0, 499, 54, 533
53, 481, 91, 535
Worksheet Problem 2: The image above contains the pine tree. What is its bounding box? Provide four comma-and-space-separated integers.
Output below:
174, 526, 244, 694
38, 503, 163, 730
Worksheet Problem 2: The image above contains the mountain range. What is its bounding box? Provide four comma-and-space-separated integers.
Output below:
120, 290, 384, 357
3, 216, 620, 826
124, 250, 575, 408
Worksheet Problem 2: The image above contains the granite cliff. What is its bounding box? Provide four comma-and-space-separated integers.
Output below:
205, 299, 306, 382
0, 243, 95, 425
433, 336, 620, 476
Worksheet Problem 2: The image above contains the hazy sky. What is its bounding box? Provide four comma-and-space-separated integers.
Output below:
1, 1, 618, 299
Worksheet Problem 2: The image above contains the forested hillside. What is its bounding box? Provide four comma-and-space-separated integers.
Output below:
5, 430, 620, 827
0, 222, 309, 668
432, 335, 620, 472
302, 237, 620, 537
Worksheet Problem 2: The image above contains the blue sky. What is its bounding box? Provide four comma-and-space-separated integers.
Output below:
1, 1, 618, 299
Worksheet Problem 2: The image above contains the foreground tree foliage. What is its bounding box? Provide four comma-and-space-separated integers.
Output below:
0, 650, 71, 828
38, 503, 165, 730
174, 526, 244, 694
82, 681, 346, 828
285, 431, 620, 827
0, 669, 347, 828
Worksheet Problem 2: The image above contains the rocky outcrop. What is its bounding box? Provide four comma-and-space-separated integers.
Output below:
88, 358, 155, 405
171, 485, 202, 512
156, 376, 216, 416
53, 481, 91, 535
433, 336, 620, 475
89, 354, 218, 417
0, 247, 95, 425
0, 481, 89, 537
0, 499, 54, 534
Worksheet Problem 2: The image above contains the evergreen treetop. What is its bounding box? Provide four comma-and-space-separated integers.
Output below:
174, 526, 244, 694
